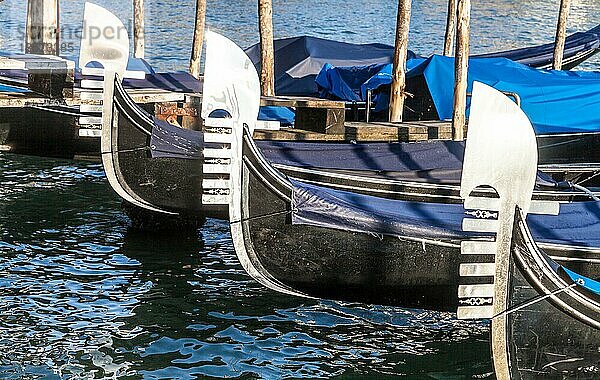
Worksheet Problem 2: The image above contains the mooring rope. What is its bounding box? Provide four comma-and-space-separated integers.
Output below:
492, 279, 582, 319
575, 170, 600, 187
230, 208, 296, 225
26, 105, 83, 118
571, 183, 600, 201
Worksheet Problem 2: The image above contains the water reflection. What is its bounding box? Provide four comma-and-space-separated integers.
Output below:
0, 155, 492, 378
111, 221, 491, 378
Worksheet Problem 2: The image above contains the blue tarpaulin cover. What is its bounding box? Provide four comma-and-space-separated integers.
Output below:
245, 36, 415, 97
291, 179, 600, 248
563, 267, 600, 295
260, 139, 464, 180
258, 106, 296, 126
0, 84, 30, 93
318, 55, 600, 134
247, 25, 600, 98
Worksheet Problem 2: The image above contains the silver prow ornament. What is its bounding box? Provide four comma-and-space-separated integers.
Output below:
201, 31, 311, 298
200, 30, 261, 208
458, 82, 560, 379
81, 2, 174, 214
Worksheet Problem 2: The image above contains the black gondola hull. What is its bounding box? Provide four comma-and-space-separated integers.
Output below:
236, 130, 600, 309
497, 213, 600, 378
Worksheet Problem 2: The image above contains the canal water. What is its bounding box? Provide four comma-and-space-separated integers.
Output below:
0, 0, 599, 378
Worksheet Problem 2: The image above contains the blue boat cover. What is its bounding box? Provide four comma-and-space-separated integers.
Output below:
0, 67, 203, 94
291, 179, 600, 248
318, 55, 600, 134
258, 106, 296, 126
259, 139, 464, 175
78, 57, 156, 74
245, 36, 415, 97
258, 140, 570, 189
246, 25, 600, 99
563, 267, 600, 295
115, 72, 202, 93
150, 117, 203, 159
0, 83, 30, 93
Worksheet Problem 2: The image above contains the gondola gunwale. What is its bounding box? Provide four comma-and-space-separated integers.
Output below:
511, 207, 600, 329
272, 163, 600, 203
112, 75, 154, 138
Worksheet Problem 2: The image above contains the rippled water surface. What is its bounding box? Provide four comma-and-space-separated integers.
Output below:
0, 0, 599, 378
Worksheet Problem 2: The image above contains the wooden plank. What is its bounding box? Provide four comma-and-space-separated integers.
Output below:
0, 87, 186, 108
254, 121, 454, 143
254, 128, 344, 141
260, 95, 345, 109
346, 124, 402, 142
0, 57, 27, 70
258, 0, 275, 96
296, 107, 345, 134
389, 0, 412, 123
184, 94, 344, 109
0, 55, 74, 70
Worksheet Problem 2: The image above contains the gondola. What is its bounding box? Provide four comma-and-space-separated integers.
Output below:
0, 2, 201, 160
456, 88, 600, 379
220, 63, 600, 309
99, 27, 600, 282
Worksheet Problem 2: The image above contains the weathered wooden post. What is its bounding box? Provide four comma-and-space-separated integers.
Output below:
133, 0, 145, 59
389, 0, 412, 123
26, 0, 60, 55
443, 0, 457, 56
553, 0, 571, 70
189, 0, 207, 79
258, 0, 275, 96
452, 0, 470, 140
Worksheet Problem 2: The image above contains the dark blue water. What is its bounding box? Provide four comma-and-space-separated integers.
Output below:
0, 0, 599, 378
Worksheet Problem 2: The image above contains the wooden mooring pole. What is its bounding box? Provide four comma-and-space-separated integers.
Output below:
26, 0, 60, 55
258, 0, 275, 96
389, 0, 412, 123
452, 0, 470, 140
189, 0, 207, 79
133, 0, 145, 59
443, 0, 457, 56
553, 0, 571, 70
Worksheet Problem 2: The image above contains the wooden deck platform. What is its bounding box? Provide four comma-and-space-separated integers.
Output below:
0, 55, 74, 70
260, 95, 346, 134
254, 120, 454, 142
0, 87, 188, 108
